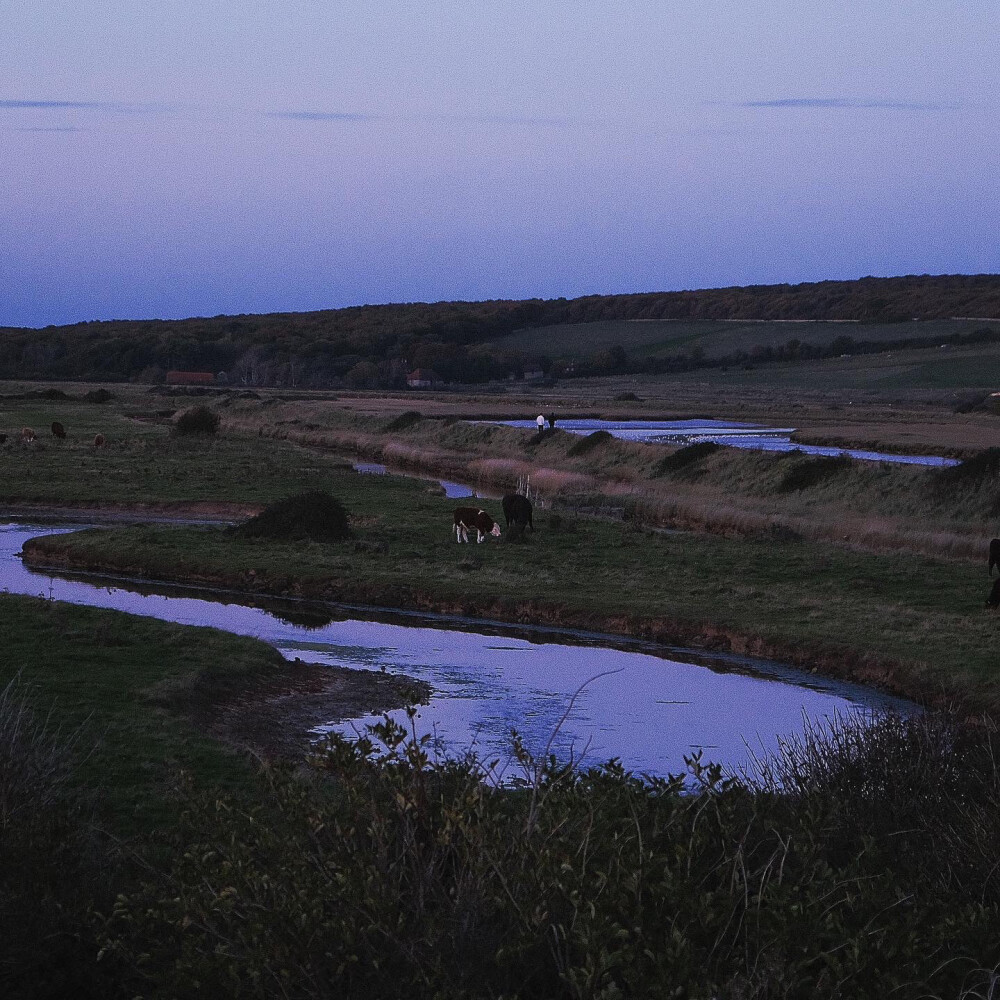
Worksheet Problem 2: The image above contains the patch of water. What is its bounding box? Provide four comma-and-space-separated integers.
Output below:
491, 418, 959, 467
1, 521, 916, 778
353, 461, 478, 498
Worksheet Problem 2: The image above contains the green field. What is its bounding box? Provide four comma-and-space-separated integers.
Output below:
486, 317, 1000, 363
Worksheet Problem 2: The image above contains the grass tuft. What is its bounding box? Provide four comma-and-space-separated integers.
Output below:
567, 429, 614, 456
776, 453, 853, 492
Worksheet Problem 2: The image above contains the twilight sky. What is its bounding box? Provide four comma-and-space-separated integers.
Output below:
2, 2, 997, 328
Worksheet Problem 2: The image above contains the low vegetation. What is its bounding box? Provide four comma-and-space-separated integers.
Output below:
174, 404, 220, 436
4, 677, 999, 997
232, 491, 351, 542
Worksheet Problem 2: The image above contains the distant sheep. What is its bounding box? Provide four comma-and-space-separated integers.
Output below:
51, 421, 66, 439
93, 433, 105, 448
20, 427, 35, 443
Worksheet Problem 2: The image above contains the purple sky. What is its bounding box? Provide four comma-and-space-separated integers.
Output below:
2, 2, 997, 328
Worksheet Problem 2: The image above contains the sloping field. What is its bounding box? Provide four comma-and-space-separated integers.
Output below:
670, 341, 1000, 391
486, 318, 999, 361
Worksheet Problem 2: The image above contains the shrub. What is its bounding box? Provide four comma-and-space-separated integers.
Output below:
173, 405, 220, 436
0, 676, 107, 997
98, 714, 1000, 1000
25, 387, 69, 400
652, 441, 720, 476
85, 387, 114, 404
935, 447, 1000, 486
567, 429, 613, 457
614, 391, 643, 402
232, 491, 351, 542
382, 410, 422, 432
776, 454, 852, 492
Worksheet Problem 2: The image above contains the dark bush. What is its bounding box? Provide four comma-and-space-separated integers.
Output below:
567, 429, 613, 456
173, 405, 220, 436
85, 388, 114, 404
25, 388, 69, 400
777, 454, 852, 492
935, 447, 1000, 487
382, 410, 422, 432
614, 391, 643, 401
233, 491, 351, 542
652, 441, 720, 476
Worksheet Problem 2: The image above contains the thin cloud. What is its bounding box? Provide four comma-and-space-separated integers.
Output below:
268, 110, 374, 122
1, 99, 104, 109
739, 97, 956, 111
1, 98, 173, 115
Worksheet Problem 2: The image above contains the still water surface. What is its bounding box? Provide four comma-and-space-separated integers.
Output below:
493, 418, 959, 467
2, 522, 914, 777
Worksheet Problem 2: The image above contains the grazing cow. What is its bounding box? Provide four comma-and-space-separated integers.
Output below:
502, 493, 534, 532
0, 434, 7, 444
20, 427, 35, 443
93, 433, 105, 448
51, 421, 66, 439
453, 506, 501, 543
990, 538, 1000, 576
987, 579, 1000, 610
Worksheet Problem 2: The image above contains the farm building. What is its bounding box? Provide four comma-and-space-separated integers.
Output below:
166, 371, 215, 385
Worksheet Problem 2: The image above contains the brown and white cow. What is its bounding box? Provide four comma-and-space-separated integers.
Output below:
453, 506, 501, 543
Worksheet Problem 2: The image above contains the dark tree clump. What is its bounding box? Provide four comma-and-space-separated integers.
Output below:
232, 491, 352, 543
174, 405, 220, 436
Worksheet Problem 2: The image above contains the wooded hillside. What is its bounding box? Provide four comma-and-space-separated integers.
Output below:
3, 273, 999, 386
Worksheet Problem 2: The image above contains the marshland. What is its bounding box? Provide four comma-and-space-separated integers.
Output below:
3, 297, 1000, 997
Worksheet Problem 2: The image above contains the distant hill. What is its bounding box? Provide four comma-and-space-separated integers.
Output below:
2, 273, 999, 386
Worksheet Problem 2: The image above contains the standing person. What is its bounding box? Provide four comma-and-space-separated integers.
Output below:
547, 412, 556, 429
536, 414, 545, 433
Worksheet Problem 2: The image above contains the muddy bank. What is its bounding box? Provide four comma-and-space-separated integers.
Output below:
1, 499, 260, 524
195, 660, 429, 760
22, 539, 979, 720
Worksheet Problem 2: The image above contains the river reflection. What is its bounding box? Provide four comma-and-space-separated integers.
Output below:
491, 418, 959, 467
1, 522, 915, 777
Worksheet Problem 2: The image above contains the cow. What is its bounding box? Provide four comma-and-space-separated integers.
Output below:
502, 493, 534, 532
20, 427, 35, 443
93, 433, 105, 448
453, 506, 501, 543
990, 538, 1000, 576
51, 421, 66, 439
987, 579, 1000, 610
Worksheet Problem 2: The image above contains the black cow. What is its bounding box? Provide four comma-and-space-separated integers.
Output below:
51, 421, 66, 439
453, 506, 501, 543
990, 538, 1000, 576
987, 579, 1000, 610
502, 493, 534, 532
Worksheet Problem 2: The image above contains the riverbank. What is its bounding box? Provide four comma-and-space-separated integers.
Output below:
0, 590, 428, 827
20, 494, 999, 718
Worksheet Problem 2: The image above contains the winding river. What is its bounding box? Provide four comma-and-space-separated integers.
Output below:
2, 521, 915, 777
492, 418, 960, 467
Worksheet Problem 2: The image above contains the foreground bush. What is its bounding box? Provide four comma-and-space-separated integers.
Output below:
0, 677, 109, 999
99, 713, 1000, 1000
